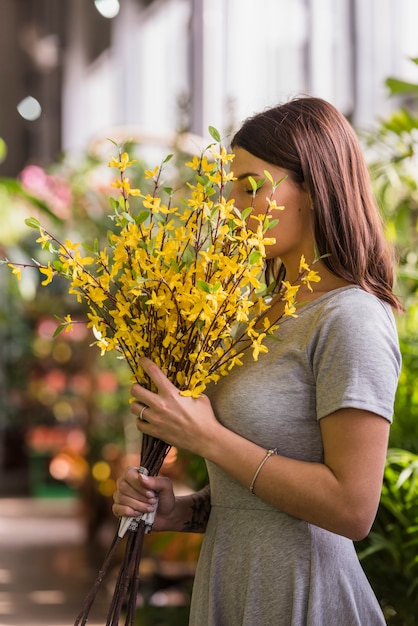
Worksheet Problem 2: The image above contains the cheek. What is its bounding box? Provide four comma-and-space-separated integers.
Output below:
247, 195, 271, 223
229, 188, 250, 211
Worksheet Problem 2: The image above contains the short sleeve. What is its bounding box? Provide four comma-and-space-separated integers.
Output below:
312, 290, 401, 422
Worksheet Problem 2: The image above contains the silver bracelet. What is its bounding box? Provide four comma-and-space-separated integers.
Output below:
249, 448, 278, 494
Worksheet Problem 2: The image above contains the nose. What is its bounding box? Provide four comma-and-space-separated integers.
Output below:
227, 183, 240, 208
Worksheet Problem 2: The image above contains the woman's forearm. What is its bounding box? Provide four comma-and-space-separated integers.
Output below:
163, 485, 211, 533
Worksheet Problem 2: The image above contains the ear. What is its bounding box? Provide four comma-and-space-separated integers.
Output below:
309, 195, 314, 210
301, 183, 314, 210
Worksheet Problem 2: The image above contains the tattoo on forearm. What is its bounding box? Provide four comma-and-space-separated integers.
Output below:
183, 485, 211, 532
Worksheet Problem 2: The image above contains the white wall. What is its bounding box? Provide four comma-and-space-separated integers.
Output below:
61, 0, 418, 154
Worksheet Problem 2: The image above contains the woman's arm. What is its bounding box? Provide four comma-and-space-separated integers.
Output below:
202, 408, 389, 541
129, 358, 390, 541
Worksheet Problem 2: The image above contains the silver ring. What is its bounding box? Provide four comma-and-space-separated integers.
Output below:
139, 405, 148, 421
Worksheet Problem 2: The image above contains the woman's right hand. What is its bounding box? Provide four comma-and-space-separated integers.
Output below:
112, 466, 177, 532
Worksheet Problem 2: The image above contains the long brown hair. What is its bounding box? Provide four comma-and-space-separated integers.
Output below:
231, 96, 403, 312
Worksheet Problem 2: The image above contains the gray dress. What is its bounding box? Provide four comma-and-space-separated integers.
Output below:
188, 286, 401, 626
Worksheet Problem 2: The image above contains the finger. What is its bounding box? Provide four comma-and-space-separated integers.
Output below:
137, 357, 179, 395
130, 402, 152, 424
137, 404, 149, 422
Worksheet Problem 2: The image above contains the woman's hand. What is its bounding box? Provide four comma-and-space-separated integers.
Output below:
129, 357, 224, 457
113, 466, 212, 533
112, 466, 177, 532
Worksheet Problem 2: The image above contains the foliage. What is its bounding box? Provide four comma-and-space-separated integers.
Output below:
357, 59, 418, 624
357, 449, 418, 625
362, 61, 418, 453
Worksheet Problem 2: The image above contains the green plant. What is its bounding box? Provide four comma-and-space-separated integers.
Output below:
357, 449, 418, 624
361, 60, 418, 453
357, 59, 418, 624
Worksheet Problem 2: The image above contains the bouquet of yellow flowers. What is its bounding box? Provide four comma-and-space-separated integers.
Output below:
6, 128, 319, 625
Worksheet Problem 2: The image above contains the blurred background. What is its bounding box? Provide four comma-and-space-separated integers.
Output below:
1, 1, 418, 625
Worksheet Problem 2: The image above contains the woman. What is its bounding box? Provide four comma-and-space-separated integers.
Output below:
112, 97, 402, 625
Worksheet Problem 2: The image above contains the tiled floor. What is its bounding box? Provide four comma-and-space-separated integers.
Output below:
0, 497, 111, 626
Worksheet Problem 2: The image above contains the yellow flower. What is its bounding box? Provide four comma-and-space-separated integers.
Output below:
14, 142, 320, 400
281, 280, 300, 317
8, 264, 22, 280
108, 152, 137, 172
251, 333, 269, 361
111, 178, 141, 196
144, 166, 159, 179
209, 145, 234, 162
299, 254, 321, 291
63, 314, 74, 332
186, 155, 214, 173
36, 229, 52, 248
301, 269, 321, 292
39, 263, 54, 286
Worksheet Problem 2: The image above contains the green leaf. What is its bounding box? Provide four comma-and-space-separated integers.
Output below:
241, 207, 253, 221
25, 217, 41, 229
122, 211, 135, 223
385, 77, 418, 96
248, 176, 265, 193
264, 170, 274, 184
248, 176, 258, 193
136, 210, 150, 225
0, 137, 7, 164
249, 249, 262, 264
208, 126, 221, 142
53, 324, 66, 338
266, 218, 279, 230
197, 280, 211, 293
52, 260, 64, 272
109, 197, 119, 211
170, 259, 180, 273
182, 244, 196, 266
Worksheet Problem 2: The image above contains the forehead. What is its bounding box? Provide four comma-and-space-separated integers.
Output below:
232, 147, 286, 180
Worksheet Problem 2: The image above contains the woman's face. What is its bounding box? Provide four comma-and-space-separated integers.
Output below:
229, 147, 315, 268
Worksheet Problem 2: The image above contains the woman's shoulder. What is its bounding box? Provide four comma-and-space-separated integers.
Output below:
291, 286, 400, 353
305, 285, 395, 322
307, 286, 400, 360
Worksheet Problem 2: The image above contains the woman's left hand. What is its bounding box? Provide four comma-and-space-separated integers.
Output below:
130, 357, 221, 456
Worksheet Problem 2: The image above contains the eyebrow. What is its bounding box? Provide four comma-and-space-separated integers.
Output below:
235, 172, 263, 181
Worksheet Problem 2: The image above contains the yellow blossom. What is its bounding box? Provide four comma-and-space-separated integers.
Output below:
36, 229, 52, 248
39, 263, 54, 286
108, 151, 137, 172
299, 254, 321, 292
63, 314, 74, 332
210, 145, 234, 162
111, 178, 141, 197
144, 166, 159, 179
11, 141, 320, 400
8, 264, 22, 280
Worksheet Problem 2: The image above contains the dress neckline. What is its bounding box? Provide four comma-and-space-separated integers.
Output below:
276, 285, 360, 326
